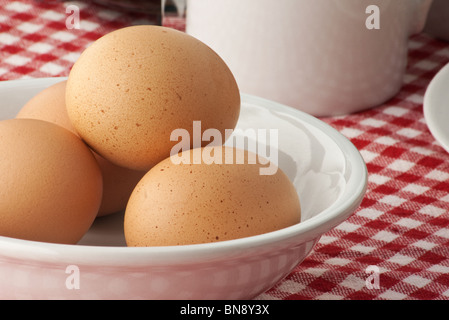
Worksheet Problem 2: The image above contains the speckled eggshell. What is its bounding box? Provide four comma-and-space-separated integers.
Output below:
65, 25, 241, 171
16, 80, 146, 216
0, 119, 103, 244
124, 146, 301, 246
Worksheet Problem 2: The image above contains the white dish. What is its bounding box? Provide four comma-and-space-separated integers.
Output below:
424, 62, 449, 154
0, 77, 367, 299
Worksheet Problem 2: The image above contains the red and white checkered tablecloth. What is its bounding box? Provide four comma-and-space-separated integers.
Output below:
263, 36, 449, 300
2, 0, 449, 300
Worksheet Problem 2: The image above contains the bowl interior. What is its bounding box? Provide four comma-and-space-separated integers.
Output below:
0, 78, 365, 250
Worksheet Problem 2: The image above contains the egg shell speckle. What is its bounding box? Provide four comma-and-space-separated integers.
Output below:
16, 80, 146, 216
124, 146, 301, 246
66, 25, 241, 171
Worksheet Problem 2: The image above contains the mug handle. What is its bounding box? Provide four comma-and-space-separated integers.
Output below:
409, 0, 434, 35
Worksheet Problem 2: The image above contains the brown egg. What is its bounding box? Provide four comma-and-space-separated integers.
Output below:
16, 80, 146, 216
66, 25, 241, 171
0, 119, 102, 244
16, 81, 75, 131
124, 146, 301, 246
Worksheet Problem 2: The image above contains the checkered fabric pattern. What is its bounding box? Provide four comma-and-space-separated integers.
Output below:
1, 0, 449, 300
260, 35, 449, 300
0, 0, 184, 79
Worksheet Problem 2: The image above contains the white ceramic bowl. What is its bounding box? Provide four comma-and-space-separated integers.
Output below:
0, 77, 367, 300
424, 62, 449, 155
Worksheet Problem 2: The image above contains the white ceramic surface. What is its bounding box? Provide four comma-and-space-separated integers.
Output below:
186, 0, 433, 117
424, 62, 449, 154
0, 77, 367, 300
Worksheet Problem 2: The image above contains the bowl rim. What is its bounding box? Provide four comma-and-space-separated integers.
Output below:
423, 61, 449, 155
0, 79, 368, 266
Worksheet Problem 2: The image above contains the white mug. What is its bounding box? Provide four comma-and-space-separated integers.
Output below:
186, 0, 433, 117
